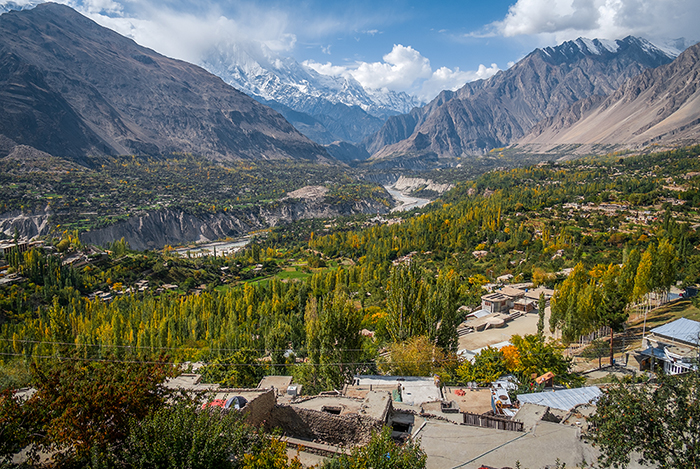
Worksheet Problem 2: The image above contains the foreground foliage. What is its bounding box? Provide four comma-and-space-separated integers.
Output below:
321, 427, 426, 469
0, 360, 304, 469
122, 402, 301, 469
0, 359, 174, 466
589, 371, 700, 468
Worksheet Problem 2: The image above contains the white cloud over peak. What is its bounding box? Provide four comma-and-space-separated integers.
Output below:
479, 0, 699, 44
305, 44, 500, 101
352, 45, 432, 90
420, 63, 500, 101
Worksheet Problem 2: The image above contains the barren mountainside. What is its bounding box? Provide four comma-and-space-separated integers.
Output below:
364, 37, 675, 160
519, 42, 700, 149
0, 3, 330, 165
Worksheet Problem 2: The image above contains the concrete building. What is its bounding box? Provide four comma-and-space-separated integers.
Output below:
481, 292, 512, 314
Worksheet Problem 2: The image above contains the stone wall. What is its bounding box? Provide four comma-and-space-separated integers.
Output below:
240, 389, 276, 427
267, 405, 383, 446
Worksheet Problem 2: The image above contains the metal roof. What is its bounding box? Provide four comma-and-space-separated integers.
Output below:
649, 317, 700, 346
639, 346, 667, 360
468, 309, 491, 318
517, 386, 602, 411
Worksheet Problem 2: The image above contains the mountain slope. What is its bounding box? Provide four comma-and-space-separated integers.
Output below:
199, 42, 420, 143
0, 3, 329, 164
365, 36, 675, 160
519, 42, 700, 148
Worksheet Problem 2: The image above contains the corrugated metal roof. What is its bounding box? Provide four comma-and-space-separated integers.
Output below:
517, 386, 602, 411
649, 317, 700, 345
468, 309, 491, 318
640, 346, 667, 360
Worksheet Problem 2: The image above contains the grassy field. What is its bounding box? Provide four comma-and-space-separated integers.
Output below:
628, 299, 700, 332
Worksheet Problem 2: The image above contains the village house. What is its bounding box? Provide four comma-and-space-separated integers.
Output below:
638, 317, 700, 374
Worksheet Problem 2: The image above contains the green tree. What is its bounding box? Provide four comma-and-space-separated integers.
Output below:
379, 335, 448, 377
589, 372, 700, 468
509, 334, 577, 387
457, 346, 507, 385
657, 238, 678, 304
121, 401, 291, 469
598, 265, 629, 365
0, 358, 174, 466
322, 427, 426, 469
537, 292, 546, 337
305, 292, 364, 391
199, 349, 261, 388
581, 338, 609, 370
385, 264, 426, 343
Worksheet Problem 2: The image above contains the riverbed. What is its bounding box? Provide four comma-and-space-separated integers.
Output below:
385, 186, 432, 212
174, 238, 250, 258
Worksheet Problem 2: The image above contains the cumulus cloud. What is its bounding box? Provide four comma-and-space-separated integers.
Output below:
352, 45, 432, 90
305, 44, 499, 101
477, 0, 699, 45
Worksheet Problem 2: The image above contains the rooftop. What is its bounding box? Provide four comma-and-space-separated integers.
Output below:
292, 390, 391, 421
443, 386, 493, 414
523, 286, 555, 300
482, 292, 511, 302
164, 373, 218, 392
350, 375, 441, 406
258, 375, 293, 393
517, 386, 602, 411
649, 317, 700, 346
498, 286, 527, 298
415, 419, 598, 469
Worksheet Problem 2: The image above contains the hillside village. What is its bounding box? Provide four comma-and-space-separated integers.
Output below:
162, 308, 698, 469
1, 2, 700, 467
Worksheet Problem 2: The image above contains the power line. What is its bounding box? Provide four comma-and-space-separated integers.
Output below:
0, 338, 365, 352
0, 352, 377, 367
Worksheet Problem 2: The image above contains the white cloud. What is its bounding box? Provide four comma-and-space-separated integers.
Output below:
1, 1, 502, 101
305, 44, 500, 101
351, 44, 432, 90
479, 0, 700, 44
35, 0, 298, 64
304, 60, 349, 77
420, 63, 500, 100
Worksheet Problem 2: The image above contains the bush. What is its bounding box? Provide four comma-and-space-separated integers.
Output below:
322, 427, 426, 469
121, 402, 255, 469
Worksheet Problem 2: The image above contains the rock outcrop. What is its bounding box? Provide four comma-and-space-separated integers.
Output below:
78, 196, 390, 250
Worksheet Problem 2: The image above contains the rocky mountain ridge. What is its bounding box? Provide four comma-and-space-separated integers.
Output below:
363, 36, 676, 162
200, 42, 422, 144
518, 41, 700, 150
0, 3, 329, 165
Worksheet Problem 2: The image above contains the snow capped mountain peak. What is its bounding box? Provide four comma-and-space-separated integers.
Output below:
199, 42, 422, 119
538, 35, 677, 62
575, 37, 619, 55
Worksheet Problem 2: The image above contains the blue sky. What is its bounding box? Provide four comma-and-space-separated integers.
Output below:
3, 0, 698, 100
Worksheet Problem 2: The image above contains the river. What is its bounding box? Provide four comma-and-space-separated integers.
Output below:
385, 186, 432, 212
